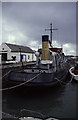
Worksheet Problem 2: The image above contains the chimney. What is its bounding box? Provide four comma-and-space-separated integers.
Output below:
42, 35, 50, 61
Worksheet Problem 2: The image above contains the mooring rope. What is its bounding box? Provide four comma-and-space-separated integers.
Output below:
0, 69, 73, 90
54, 71, 72, 87
0, 70, 11, 80
0, 72, 42, 91
54, 71, 73, 87
20, 109, 44, 119
54, 73, 67, 85
54, 77, 66, 87
68, 76, 73, 83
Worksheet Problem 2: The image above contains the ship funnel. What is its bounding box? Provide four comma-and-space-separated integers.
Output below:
42, 35, 50, 61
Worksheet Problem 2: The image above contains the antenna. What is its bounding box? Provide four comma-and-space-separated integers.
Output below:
45, 23, 58, 45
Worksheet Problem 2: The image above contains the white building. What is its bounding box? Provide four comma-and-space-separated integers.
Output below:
0, 43, 36, 63
0, 55, 1, 64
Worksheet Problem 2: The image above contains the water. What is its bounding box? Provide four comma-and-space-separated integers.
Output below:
2, 80, 77, 119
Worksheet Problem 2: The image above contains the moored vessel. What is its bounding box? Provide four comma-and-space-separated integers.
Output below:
7, 24, 69, 88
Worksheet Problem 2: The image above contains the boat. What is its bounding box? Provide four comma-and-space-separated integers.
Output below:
69, 63, 78, 81
7, 24, 69, 88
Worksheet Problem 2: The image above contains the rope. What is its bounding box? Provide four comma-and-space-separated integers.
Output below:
54, 77, 66, 84
0, 69, 73, 90
54, 71, 74, 87
69, 76, 73, 83
0, 70, 11, 79
54, 73, 68, 87
55, 73, 67, 84
20, 109, 44, 118
0, 72, 42, 91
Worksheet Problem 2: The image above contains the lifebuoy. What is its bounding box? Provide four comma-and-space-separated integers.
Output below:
74, 69, 78, 75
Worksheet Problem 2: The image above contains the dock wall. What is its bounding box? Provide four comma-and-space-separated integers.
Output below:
1, 62, 36, 87
2, 61, 36, 75
0, 55, 1, 64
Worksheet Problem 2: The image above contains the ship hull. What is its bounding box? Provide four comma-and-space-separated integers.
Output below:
6, 69, 68, 88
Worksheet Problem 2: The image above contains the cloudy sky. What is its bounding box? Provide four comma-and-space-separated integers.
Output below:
2, 2, 76, 55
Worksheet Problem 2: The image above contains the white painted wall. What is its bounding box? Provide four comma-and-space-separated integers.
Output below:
0, 43, 11, 61
32, 53, 36, 61
0, 55, 1, 64
0, 43, 11, 53
9, 52, 20, 62
10, 52, 34, 62
10, 52, 36, 62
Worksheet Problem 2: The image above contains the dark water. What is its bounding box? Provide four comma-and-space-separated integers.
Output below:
2, 80, 77, 119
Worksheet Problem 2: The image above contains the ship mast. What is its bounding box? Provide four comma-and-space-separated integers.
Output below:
45, 23, 58, 47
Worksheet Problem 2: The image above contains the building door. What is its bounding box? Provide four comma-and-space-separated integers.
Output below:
25, 55, 26, 61
2, 53, 7, 61
20, 54, 23, 62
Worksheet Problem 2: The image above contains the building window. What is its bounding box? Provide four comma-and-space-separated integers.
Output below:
28, 55, 30, 60
2, 53, 7, 61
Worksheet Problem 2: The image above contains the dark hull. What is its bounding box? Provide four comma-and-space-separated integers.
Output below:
7, 69, 68, 88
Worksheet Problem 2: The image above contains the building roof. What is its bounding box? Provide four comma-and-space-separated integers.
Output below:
5, 43, 34, 53
49, 48, 62, 53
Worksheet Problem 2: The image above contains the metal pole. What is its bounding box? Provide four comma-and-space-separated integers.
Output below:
50, 23, 52, 43
19, 48, 21, 62
45, 23, 58, 46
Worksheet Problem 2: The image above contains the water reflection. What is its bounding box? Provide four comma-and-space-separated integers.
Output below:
2, 82, 76, 119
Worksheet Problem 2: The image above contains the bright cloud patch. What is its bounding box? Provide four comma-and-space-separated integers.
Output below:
29, 40, 38, 47
52, 40, 76, 56
3, 20, 27, 43
63, 43, 76, 55
2, 19, 38, 50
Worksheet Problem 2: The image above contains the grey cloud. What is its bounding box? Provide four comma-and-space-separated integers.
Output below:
2, 2, 76, 54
